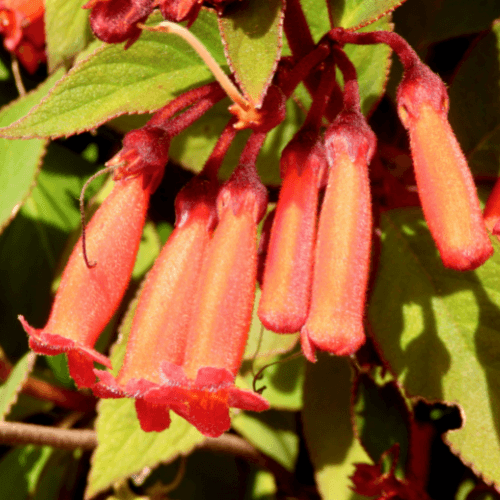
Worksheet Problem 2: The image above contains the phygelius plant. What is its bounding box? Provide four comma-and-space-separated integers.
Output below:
4, 2, 499, 497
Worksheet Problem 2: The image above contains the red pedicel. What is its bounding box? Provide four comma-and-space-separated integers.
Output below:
397, 61, 493, 270
258, 130, 326, 333
0, 0, 45, 73
19, 170, 161, 388
301, 110, 375, 361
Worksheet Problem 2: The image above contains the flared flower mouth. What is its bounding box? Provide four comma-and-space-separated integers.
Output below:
94, 362, 269, 437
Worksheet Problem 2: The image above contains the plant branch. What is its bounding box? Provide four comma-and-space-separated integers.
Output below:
0, 421, 97, 450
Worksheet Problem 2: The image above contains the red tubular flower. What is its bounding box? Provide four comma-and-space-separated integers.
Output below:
93, 177, 219, 429
19, 169, 161, 388
397, 61, 493, 270
258, 130, 326, 333
143, 165, 269, 437
0, 0, 45, 73
301, 110, 375, 361
83, 0, 153, 46
158, 0, 201, 24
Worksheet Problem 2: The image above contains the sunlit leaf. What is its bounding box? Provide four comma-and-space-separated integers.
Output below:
0, 11, 226, 139
44, 0, 92, 71
328, 0, 406, 30
232, 410, 298, 471
369, 207, 500, 487
0, 69, 64, 234
219, 0, 284, 106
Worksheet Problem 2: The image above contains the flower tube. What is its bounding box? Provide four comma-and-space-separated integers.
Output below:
397, 61, 493, 270
93, 177, 219, 431
143, 163, 270, 437
19, 169, 161, 388
258, 130, 326, 333
301, 110, 375, 360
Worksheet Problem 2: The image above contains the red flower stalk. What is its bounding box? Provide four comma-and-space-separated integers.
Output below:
83, 0, 153, 46
0, 0, 45, 73
397, 60, 493, 270
19, 169, 161, 388
301, 46, 375, 360
258, 131, 326, 333
484, 176, 500, 235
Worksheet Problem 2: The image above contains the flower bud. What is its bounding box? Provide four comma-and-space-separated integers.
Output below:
258, 130, 326, 333
397, 62, 493, 270
301, 111, 375, 360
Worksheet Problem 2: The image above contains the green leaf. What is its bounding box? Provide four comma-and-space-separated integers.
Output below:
368, 207, 500, 487
87, 398, 205, 498
328, 0, 406, 29
0, 69, 64, 234
170, 96, 304, 185
448, 23, 500, 178
300, 0, 331, 43
219, 0, 284, 106
0, 11, 227, 139
232, 410, 299, 471
393, 0, 500, 52
44, 0, 93, 71
243, 287, 299, 361
0, 142, 102, 359
132, 221, 161, 280
239, 353, 305, 411
352, 372, 411, 478
0, 445, 54, 500
245, 470, 277, 500
302, 354, 370, 500
0, 352, 36, 420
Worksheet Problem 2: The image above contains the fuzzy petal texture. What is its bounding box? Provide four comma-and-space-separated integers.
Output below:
397, 63, 493, 270
20, 173, 155, 387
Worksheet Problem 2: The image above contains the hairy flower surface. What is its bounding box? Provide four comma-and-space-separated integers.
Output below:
258, 130, 326, 333
397, 62, 493, 270
301, 110, 375, 360
95, 166, 269, 437
19, 171, 159, 388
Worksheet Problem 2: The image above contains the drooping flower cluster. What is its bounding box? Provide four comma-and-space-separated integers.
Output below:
20, 18, 494, 437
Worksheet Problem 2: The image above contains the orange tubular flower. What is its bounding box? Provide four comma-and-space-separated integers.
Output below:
301, 110, 375, 361
0, 0, 45, 73
397, 62, 493, 270
93, 177, 219, 430
19, 169, 161, 388
258, 130, 326, 333
95, 137, 269, 437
